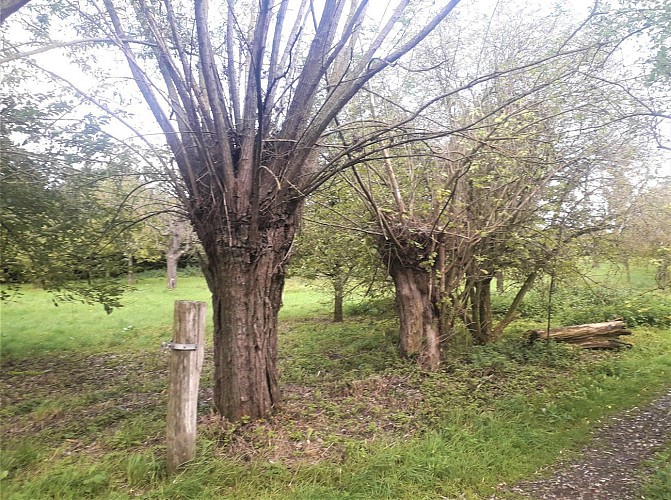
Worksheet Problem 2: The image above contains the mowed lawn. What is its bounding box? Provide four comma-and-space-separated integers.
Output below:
1, 273, 670, 499
0, 276, 327, 357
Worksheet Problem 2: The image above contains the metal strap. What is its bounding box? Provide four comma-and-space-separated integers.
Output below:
170, 342, 198, 351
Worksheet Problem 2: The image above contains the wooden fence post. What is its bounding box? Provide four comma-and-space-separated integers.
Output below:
166, 300, 206, 474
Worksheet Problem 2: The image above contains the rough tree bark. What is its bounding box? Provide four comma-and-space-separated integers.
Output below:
196, 201, 302, 419
387, 257, 440, 370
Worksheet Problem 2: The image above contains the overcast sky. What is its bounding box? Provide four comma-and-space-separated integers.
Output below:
2, 0, 668, 177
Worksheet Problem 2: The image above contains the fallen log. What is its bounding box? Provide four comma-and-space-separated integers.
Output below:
527, 320, 633, 349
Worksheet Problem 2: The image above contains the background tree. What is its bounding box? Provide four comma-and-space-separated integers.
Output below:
623, 0, 671, 84
331, 2, 670, 366
1, 84, 127, 308
610, 180, 671, 289
292, 179, 384, 322
1, 70, 172, 307
3, 0, 668, 417
164, 216, 194, 290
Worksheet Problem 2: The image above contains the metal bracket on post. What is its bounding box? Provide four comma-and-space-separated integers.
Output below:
171, 342, 198, 351
162, 340, 198, 351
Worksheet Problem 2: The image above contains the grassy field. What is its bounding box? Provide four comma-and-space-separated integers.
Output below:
1, 272, 670, 499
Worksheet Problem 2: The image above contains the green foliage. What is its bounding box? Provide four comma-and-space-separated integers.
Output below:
0, 442, 41, 480
641, 444, 671, 499
345, 296, 397, 318
1, 76, 170, 311
467, 338, 580, 370
621, 0, 671, 83
491, 285, 549, 321
6, 462, 110, 499
492, 272, 671, 328
280, 320, 400, 385
123, 451, 164, 487
291, 180, 386, 320
555, 288, 671, 328
137, 264, 204, 280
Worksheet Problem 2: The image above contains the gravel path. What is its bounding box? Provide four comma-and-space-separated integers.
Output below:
506, 389, 671, 499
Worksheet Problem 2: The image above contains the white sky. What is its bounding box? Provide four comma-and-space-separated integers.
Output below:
2, 0, 669, 177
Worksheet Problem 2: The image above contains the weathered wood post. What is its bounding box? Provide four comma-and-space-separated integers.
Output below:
166, 300, 206, 473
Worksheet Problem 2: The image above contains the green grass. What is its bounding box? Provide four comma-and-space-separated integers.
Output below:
0, 276, 332, 358
1, 276, 212, 356
1, 272, 670, 499
280, 278, 333, 319
491, 260, 671, 329
589, 259, 661, 290
641, 443, 671, 499
0, 277, 328, 357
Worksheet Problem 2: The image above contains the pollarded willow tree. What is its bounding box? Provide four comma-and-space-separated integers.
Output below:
3, 0, 466, 420
328, 1, 670, 367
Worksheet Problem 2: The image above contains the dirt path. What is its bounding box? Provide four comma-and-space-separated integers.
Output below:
502, 389, 671, 499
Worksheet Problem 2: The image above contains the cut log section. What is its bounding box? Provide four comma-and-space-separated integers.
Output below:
527, 320, 633, 349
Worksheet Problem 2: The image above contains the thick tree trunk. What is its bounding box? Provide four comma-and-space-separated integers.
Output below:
389, 262, 440, 370
198, 208, 300, 421
205, 247, 283, 420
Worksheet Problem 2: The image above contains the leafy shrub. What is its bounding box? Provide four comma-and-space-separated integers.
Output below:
492, 281, 671, 328
134, 265, 204, 279
180, 264, 205, 277
346, 296, 396, 318
553, 287, 671, 328
468, 338, 579, 370
491, 287, 550, 322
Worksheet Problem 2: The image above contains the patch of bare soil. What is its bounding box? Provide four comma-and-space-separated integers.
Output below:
500, 389, 671, 500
